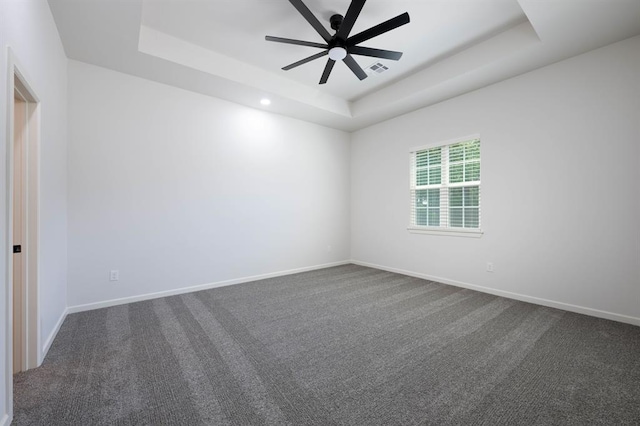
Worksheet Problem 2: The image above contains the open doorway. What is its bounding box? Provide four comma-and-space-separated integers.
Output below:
6, 54, 41, 381
13, 91, 26, 374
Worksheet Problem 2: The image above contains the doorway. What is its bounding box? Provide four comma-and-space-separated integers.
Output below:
13, 92, 26, 374
6, 58, 41, 378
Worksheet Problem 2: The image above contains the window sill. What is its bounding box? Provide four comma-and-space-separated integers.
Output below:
407, 226, 484, 238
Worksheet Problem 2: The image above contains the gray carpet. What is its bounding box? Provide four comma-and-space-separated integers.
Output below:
13, 264, 640, 425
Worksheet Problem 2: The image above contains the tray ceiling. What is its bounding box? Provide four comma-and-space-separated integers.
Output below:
48, 0, 640, 131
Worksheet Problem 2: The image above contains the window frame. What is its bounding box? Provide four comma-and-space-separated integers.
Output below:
408, 135, 484, 238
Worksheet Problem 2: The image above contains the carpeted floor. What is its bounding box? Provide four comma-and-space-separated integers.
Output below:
13, 264, 640, 425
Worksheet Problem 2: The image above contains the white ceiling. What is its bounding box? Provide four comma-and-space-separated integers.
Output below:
48, 0, 640, 131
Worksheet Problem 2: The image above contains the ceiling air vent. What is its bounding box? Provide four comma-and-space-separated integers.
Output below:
367, 62, 389, 75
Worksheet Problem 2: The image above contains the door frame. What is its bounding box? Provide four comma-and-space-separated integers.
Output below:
4, 47, 41, 418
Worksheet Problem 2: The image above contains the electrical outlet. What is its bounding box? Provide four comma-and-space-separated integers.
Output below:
486, 262, 494, 273
110, 270, 119, 281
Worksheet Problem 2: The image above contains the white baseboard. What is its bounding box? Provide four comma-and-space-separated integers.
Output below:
68, 260, 351, 314
41, 307, 68, 362
351, 259, 640, 327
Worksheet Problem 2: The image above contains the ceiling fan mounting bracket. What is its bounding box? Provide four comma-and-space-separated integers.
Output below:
330, 14, 344, 31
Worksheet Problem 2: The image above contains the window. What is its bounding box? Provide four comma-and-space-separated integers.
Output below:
409, 137, 482, 236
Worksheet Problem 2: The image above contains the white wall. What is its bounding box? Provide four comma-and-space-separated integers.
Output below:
351, 35, 640, 324
0, 0, 68, 422
67, 60, 351, 308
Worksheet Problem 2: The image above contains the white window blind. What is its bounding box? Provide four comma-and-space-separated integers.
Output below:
409, 138, 481, 234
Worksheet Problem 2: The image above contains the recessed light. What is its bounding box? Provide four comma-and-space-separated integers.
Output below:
260, 98, 271, 106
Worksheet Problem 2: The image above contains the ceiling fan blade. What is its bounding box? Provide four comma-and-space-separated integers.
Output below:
347, 12, 410, 46
282, 51, 329, 70
335, 0, 367, 40
266, 36, 327, 49
319, 59, 336, 84
348, 46, 403, 60
289, 0, 332, 43
343, 54, 368, 80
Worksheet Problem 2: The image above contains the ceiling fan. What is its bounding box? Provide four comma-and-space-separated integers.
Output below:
265, 0, 410, 84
